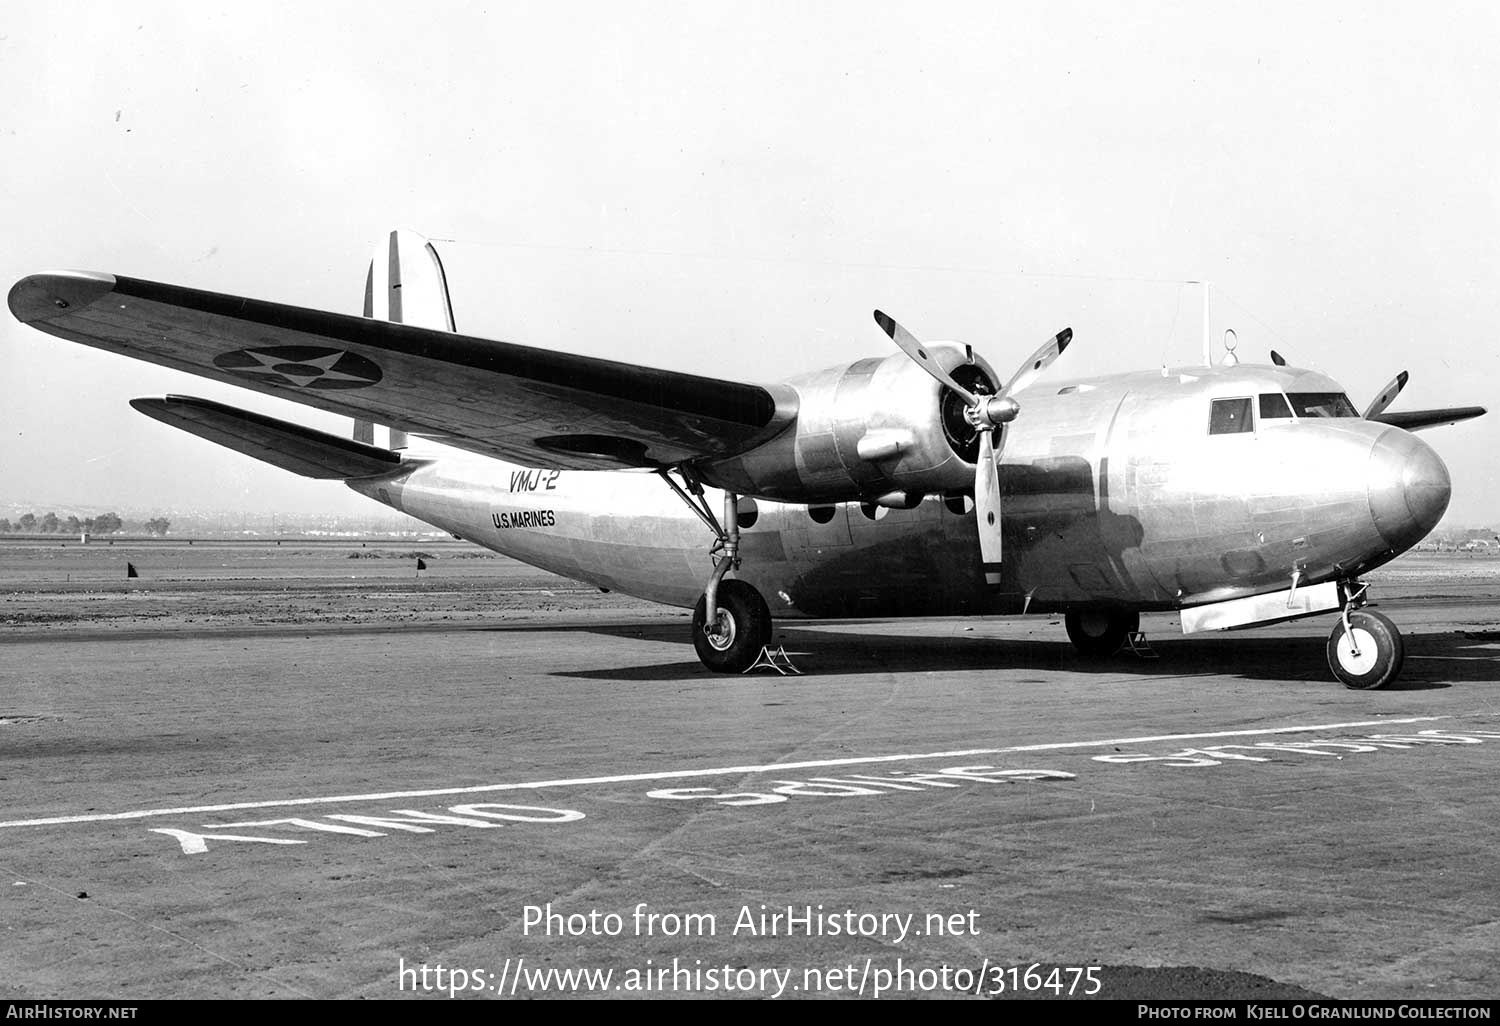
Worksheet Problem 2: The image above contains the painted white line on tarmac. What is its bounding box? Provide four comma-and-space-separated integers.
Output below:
0, 716, 1449, 829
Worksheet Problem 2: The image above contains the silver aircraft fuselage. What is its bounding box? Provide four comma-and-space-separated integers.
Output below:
350, 362, 1450, 621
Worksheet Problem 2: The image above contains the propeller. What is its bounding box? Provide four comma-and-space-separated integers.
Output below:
874, 311, 1071, 584
1362, 370, 1409, 420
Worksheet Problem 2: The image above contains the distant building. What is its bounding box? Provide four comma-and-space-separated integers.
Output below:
1460, 529, 1497, 551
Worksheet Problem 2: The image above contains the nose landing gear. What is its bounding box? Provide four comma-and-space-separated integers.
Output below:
1326, 584, 1404, 689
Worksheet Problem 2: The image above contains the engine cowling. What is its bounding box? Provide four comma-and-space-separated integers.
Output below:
700, 345, 999, 504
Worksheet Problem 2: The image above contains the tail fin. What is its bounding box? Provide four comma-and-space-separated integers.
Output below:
356, 229, 457, 448
363, 229, 457, 330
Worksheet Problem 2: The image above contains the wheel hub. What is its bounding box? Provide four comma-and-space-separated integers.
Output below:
1335, 628, 1378, 675
1078, 610, 1111, 638
704, 611, 736, 651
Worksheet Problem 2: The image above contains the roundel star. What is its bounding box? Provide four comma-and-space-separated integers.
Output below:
212, 346, 383, 389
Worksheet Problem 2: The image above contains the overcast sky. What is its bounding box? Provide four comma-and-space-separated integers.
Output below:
2, 2, 1496, 522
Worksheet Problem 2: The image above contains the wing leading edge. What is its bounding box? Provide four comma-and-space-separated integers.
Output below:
9, 271, 795, 470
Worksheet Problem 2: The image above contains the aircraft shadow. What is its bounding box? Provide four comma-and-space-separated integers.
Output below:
514, 620, 1500, 687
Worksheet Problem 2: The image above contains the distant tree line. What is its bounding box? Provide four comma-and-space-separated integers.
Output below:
0, 512, 170, 536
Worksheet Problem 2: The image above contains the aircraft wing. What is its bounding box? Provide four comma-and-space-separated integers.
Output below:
8, 271, 794, 469
1371, 406, 1486, 432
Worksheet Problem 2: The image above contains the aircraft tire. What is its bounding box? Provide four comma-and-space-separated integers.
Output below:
1326, 610, 1404, 690
1065, 609, 1139, 659
692, 579, 773, 673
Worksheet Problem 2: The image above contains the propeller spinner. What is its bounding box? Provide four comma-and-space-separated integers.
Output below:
874, 311, 1071, 584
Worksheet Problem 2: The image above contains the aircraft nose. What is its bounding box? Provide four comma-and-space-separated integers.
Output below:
1368, 429, 1451, 549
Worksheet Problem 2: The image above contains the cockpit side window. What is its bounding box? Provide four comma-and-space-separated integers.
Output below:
1287, 392, 1358, 418
1259, 393, 1294, 419
1209, 397, 1253, 435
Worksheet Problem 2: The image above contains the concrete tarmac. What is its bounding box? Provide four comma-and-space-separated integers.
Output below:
2, 543, 1499, 1000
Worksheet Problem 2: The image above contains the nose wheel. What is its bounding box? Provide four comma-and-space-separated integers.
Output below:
1326, 608, 1404, 690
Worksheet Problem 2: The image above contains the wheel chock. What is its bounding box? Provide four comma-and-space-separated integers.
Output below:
743, 644, 803, 675
1125, 632, 1158, 659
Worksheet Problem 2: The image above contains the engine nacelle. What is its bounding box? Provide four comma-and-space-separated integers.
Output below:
700, 345, 999, 503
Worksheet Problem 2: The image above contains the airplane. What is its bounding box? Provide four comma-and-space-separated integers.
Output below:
7, 231, 1486, 688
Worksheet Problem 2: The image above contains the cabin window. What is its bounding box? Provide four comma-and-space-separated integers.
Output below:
736, 498, 759, 530
1208, 397, 1253, 434
807, 504, 837, 524
1287, 392, 1358, 418
1259, 393, 1293, 419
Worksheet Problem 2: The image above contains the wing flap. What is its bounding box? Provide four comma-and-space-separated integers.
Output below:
11, 272, 793, 469
131, 396, 405, 479
1371, 406, 1486, 432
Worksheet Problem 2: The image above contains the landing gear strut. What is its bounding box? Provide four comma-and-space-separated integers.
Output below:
1326, 584, 1403, 690
1065, 609, 1140, 659
658, 469, 774, 673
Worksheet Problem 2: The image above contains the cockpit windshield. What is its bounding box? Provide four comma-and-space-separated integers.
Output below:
1286, 392, 1358, 418
1259, 393, 1293, 419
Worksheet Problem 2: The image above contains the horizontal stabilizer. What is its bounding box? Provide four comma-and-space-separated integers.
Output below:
130, 396, 404, 479
1370, 406, 1486, 432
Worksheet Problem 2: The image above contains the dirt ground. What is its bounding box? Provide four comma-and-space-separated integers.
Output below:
0, 536, 677, 634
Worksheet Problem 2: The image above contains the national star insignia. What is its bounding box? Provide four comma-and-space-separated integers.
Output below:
212, 346, 383, 390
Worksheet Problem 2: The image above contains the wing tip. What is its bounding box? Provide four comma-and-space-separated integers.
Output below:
8, 271, 118, 324
1373, 405, 1487, 431
129, 395, 181, 417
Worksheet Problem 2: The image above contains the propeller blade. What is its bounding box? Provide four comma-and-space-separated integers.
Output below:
975, 428, 1003, 584
873, 310, 981, 406
1270, 350, 1287, 367
1363, 370, 1409, 420
874, 311, 1072, 588
1002, 327, 1072, 397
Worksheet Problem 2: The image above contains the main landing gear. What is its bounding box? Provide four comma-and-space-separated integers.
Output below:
1065, 609, 1140, 659
658, 469, 775, 673
1326, 584, 1403, 690
692, 579, 772, 673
